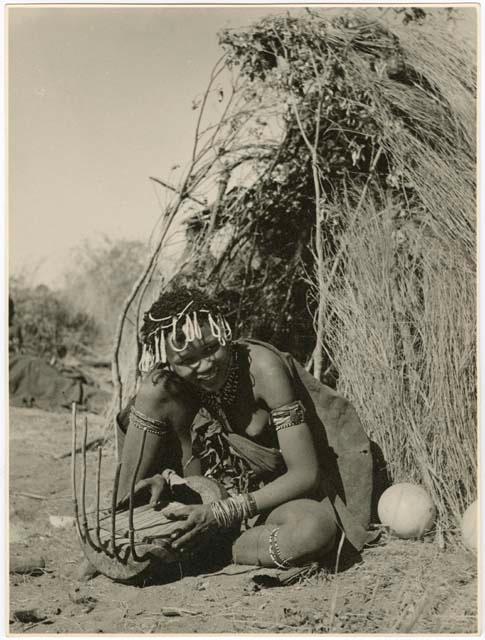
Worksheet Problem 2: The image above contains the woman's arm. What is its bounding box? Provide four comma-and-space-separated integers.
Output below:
116, 368, 198, 504
165, 348, 321, 551
249, 347, 320, 513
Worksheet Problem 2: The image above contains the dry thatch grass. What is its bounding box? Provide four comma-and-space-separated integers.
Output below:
323, 197, 476, 537
304, 9, 476, 538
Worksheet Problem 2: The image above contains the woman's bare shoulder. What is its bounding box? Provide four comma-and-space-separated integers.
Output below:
244, 342, 294, 408
245, 341, 284, 371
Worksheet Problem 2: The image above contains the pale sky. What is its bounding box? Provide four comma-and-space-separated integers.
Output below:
8, 4, 293, 286
7, 4, 479, 288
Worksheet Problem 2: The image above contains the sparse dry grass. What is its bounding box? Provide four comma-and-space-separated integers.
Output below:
9, 407, 478, 634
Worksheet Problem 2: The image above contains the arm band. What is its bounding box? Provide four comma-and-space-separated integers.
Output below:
270, 400, 306, 432
129, 406, 172, 437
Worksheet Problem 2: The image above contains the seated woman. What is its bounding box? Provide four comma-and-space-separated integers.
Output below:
115, 286, 374, 570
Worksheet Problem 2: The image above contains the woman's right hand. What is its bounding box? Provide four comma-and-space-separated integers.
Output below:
118, 473, 168, 509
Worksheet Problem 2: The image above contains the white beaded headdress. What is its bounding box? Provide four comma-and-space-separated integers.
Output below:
139, 300, 232, 373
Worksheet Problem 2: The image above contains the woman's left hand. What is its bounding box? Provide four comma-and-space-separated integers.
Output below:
162, 503, 217, 550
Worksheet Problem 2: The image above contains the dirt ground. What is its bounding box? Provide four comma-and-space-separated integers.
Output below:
9, 406, 478, 635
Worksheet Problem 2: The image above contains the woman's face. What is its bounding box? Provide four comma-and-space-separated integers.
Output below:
165, 320, 232, 392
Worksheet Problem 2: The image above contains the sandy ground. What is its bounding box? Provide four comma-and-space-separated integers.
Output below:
9, 406, 478, 635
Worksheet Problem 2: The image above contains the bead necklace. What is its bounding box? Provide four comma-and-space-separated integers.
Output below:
196, 346, 240, 419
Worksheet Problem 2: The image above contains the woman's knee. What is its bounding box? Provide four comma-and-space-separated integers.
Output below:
296, 512, 337, 556
269, 499, 337, 557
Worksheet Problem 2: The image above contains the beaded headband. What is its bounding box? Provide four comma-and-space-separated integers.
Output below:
139, 300, 232, 373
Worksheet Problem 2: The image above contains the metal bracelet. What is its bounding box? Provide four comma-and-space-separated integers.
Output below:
242, 493, 258, 519
210, 493, 259, 529
210, 501, 229, 528
210, 499, 239, 528
130, 406, 171, 437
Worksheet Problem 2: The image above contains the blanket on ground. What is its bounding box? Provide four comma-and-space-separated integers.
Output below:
9, 355, 110, 414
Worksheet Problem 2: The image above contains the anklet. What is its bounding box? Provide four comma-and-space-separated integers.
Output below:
268, 527, 293, 569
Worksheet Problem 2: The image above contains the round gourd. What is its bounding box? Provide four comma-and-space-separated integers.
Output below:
378, 483, 436, 538
461, 500, 477, 553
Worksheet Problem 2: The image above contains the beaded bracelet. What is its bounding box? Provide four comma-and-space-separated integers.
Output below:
130, 406, 172, 437
246, 493, 258, 518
